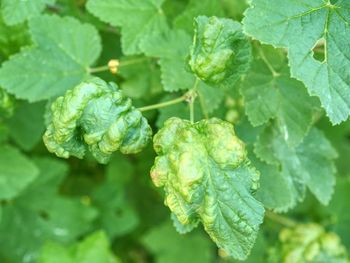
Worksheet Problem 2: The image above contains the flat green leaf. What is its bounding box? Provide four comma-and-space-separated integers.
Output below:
119, 57, 162, 99
174, 0, 224, 33
253, 157, 296, 212
0, 15, 101, 102
189, 16, 251, 88
243, 0, 350, 124
241, 45, 317, 146
142, 30, 194, 92
7, 102, 45, 151
142, 221, 213, 263
38, 231, 119, 263
0, 157, 97, 263
151, 118, 264, 260
86, 0, 168, 55
0, 0, 55, 26
0, 145, 39, 200
255, 125, 337, 207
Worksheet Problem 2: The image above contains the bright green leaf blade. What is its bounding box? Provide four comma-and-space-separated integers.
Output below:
142, 221, 213, 263
0, 15, 101, 102
151, 118, 264, 260
7, 102, 45, 151
173, 0, 224, 33
0, 145, 39, 199
255, 125, 337, 207
86, 0, 168, 55
241, 45, 317, 146
189, 16, 252, 88
243, 0, 350, 124
1, 0, 55, 26
142, 30, 194, 92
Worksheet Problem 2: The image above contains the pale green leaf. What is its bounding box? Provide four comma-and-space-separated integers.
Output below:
0, 145, 39, 200
151, 118, 264, 260
255, 125, 337, 207
86, 0, 168, 55
174, 0, 224, 33
38, 231, 119, 263
243, 0, 350, 124
241, 45, 317, 146
1, 0, 55, 26
253, 157, 296, 212
0, 15, 101, 102
142, 30, 194, 92
142, 221, 213, 263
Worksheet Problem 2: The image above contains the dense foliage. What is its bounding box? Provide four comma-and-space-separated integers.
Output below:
0, 0, 349, 262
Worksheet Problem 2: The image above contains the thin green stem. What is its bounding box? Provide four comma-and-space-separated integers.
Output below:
265, 211, 297, 228
89, 65, 110, 74
119, 58, 149, 67
138, 95, 186, 112
189, 100, 195, 123
88, 58, 149, 74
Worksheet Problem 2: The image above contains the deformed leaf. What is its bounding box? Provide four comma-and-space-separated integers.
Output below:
189, 16, 251, 88
0, 15, 101, 102
269, 223, 349, 263
43, 77, 152, 164
151, 117, 264, 260
243, 0, 350, 124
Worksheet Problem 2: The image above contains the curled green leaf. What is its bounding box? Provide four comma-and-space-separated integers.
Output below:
269, 223, 349, 263
188, 16, 251, 87
151, 117, 264, 260
43, 77, 152, 164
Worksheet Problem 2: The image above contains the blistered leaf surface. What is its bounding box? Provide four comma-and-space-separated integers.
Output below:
43, 77, 152, 164
151, 117, 264, 260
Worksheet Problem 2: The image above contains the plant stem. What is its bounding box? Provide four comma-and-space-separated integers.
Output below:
88, 58, 149, 74
189, 100, 195, 123
265, 211, 297, 228
138, 96, 187, 112
89, 65, 110, 74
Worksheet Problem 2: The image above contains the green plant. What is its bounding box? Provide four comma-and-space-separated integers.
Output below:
0, 0, 349, 262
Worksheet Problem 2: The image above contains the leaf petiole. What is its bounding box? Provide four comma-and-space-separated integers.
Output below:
138, 95, 187, 112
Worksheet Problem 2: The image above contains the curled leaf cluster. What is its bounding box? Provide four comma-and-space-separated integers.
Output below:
43, 77, 152, 164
